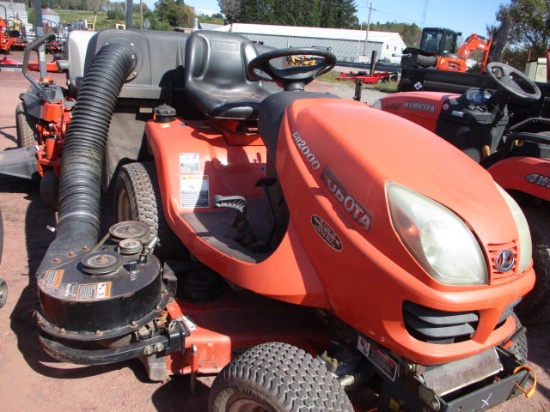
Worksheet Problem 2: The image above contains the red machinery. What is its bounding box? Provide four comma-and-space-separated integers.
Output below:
401, 27, 492, 73
5, 30, 539, 411
0, 27, 17, 66
336, 70, 398, 83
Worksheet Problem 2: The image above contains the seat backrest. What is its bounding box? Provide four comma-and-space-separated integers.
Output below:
184, 30, 270, 119
82, 29, 189, 101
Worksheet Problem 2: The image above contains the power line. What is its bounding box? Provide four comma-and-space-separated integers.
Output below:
358, 7, 418, 26
420, 0, 428, 28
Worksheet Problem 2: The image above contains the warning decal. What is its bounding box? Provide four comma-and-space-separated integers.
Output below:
42, 270, 64, 288
357, 335, 399, 381
181, 175, 209, 208
76, 282, 112, 300
179, 153, 200, 173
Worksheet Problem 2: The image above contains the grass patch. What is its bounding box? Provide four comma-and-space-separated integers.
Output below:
319, 69, 400, 93
367, 80, 399, 93
318, 70, 343, 84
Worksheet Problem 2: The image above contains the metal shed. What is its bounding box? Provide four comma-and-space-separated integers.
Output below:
215, 23, 406, 63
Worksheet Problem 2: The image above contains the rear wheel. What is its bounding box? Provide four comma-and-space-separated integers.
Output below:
114, 162, 186, 260
209, 342, 354, 412
15, 102, 38, 147
515, 205, 550, 324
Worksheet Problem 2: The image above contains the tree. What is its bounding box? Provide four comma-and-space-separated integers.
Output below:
369, 22, 422, 48
319, 0, 358, 28
498, 0, 550, 59
155, 0, 194, 27
239, 0, 272, 23
218, 0, 241, 23
218, 0, 357, 28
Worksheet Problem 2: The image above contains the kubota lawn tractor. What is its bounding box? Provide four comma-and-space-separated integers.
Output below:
376, 62, 550, 325
8, 29, 539, 411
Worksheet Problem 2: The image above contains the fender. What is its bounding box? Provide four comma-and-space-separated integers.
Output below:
377, 91, 453, 133
488, 156, 550, 202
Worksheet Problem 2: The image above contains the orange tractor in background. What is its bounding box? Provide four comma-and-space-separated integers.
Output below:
0, 15, 15, 63
401, 27, 492, 73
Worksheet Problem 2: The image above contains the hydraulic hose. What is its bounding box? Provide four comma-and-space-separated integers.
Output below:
37, 41, 136, 274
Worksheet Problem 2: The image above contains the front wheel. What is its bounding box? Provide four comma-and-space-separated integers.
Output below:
209, 342, 354, 412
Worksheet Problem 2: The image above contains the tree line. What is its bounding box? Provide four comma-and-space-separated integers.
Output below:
218, 0, 358, 28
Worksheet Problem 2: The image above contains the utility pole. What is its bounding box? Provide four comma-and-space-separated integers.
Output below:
362, 2, 373, 56
140, 0, 143, 29
421, 0, 428, 28
125, 0, 133, 29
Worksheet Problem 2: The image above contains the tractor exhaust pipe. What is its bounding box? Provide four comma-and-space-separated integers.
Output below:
37, 41, 136, 274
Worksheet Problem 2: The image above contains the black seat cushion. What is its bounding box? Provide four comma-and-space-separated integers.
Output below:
184, 31, 272, 120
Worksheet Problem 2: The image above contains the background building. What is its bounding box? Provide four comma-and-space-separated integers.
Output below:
216, 23, 406, 63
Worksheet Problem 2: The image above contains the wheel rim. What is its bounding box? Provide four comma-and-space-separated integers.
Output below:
116, 186, 133, 222
228, 398, 272, 412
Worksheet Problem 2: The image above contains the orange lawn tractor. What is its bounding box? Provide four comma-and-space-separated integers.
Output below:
6, 29, 539, 411
1, 31, 94, 208
0, 19, 16, 66
376, 62, 550, 325
400, 27, 492, 73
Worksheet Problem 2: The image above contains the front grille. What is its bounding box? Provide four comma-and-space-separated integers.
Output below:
403, 301, 479, 344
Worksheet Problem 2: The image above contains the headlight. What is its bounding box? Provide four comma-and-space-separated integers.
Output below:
496, 186, 532, 273
388, 183, 488, 285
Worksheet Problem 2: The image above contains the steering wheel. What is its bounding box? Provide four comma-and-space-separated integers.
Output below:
248, 48, 337, 90
486, 62, 541, 102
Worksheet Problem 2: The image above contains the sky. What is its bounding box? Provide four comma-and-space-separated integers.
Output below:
163, 0, 511, 38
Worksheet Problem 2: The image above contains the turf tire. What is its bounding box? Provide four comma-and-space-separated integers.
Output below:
209, 342, 354, 412
15, 102, 38, 148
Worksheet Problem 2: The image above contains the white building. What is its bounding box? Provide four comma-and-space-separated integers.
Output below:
215, 23, 406, 63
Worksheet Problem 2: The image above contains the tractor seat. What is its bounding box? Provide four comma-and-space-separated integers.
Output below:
184, 31, 271, 120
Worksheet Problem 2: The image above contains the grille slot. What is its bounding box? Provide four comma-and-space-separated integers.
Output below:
403, 301, 479, 344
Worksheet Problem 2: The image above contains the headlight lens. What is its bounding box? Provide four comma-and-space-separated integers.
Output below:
388, 183, 488, 285
496, 186, 532, 273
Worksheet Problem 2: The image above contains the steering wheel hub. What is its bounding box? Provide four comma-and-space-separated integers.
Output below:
248, 47, 337, 91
